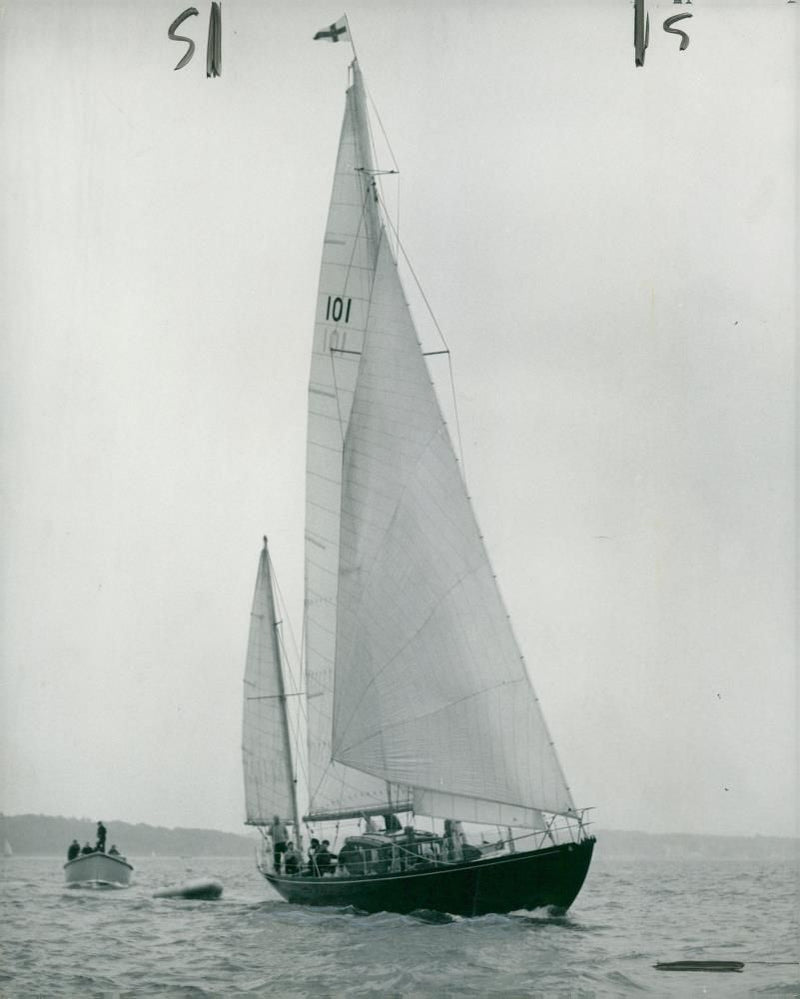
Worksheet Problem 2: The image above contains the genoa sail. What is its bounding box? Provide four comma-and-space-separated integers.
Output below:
242, 539, 300, 828
331, 234, 576, 827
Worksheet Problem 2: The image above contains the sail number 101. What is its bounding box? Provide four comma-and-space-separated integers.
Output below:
325, 296, 352, 324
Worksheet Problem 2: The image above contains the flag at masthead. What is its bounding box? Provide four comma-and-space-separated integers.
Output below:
313, 17, 348, 42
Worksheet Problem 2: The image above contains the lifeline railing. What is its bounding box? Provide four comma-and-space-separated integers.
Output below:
260, 808, 595, 875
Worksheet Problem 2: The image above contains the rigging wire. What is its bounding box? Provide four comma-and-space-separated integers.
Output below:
359, 78, 466, 478
380, 206, 468, 481
365, 85, 401, 250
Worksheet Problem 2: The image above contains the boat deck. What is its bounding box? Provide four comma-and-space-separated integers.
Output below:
263, 837, 595, 916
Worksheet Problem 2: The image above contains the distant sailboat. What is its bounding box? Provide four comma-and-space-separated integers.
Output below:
3, 839, 12, 857
241, 28, 595, 917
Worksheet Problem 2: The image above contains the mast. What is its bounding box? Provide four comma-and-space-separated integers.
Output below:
263, 537, 303, 848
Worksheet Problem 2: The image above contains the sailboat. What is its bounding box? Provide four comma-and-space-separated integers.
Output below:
241, 29, 595, 917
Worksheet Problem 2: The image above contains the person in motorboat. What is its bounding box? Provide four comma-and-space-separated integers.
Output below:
95, 821, 107, 852
80, 842, 94, 855
67, 839, 80, 860
283, 841, 300, 875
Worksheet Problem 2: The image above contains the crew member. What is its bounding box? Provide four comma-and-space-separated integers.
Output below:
307, 838, 320, 875
283, 842, 300, 875
269, 815, 289, 873
315, 840, 336, 875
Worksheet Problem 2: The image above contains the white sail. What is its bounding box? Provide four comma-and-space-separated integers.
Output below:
332, 234, 576, 826
303, 63, 394, 819
413, 791, 546, 832
242, 540, 299, 826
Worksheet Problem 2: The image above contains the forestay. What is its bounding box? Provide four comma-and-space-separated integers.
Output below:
304, 62, 394, 819
332, 234, 577, 826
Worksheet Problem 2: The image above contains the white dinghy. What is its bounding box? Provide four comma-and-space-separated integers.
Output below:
64, 851, 133, 888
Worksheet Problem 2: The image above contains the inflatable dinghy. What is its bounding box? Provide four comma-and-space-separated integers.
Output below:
153, 878, 223, 900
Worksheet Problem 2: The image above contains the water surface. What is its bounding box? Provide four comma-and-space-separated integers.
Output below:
2, 854, 797, 995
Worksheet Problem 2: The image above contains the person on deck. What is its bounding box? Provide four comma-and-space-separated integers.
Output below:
315, 840, 336, 875
269, 815, 289, 873
307, 838, 320, 875
96, 821, 107, 853
383, 813, 401, 833
67, 839, 80, 860
335, 841, 356, 876
283, 842, 300, 875
444, 819, 464, 862
81, 842, 94, 855
108, 844, 120, 856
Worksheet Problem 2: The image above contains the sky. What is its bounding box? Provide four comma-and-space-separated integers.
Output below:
1, 0, 796, 838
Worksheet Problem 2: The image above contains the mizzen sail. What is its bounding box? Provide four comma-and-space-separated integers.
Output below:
332, 234, 576, 825
242, 540, 299, 827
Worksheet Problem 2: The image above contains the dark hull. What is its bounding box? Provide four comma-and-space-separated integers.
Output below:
262, 837, 594, 917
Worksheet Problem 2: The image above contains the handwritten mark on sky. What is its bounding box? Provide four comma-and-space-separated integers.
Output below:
168, 7, 199, 71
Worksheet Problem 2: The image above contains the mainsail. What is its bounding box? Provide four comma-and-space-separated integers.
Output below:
242, 539, 301, 829
303, 63, 397, 819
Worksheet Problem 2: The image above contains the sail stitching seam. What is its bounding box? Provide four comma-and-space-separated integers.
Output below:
337, 676, 527, 760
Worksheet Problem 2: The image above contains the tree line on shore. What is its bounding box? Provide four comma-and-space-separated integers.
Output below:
1, 813, 796, 859
1, 814, 255, 857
